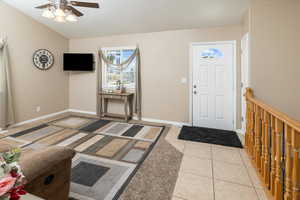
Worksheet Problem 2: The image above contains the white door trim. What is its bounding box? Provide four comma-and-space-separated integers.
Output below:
241, 33, 251, 85
241, 33, 250, 134
189, 40, 237, 130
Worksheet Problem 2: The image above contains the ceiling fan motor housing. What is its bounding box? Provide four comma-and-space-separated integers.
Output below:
36, 0, 100, 20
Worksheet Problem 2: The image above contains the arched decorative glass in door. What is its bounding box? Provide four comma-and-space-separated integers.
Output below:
201, 48, 223, 59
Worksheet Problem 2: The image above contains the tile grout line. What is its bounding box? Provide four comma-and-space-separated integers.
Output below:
239, 149, 261, 200
212, 158, 246, 166
211, 145, 216, 200
181, 153, 212, 160
179, 171, 213, 180
171, 140, 186, 200
212, 146, 264, 194
213, 177, 257, 188
173, 195, 188, 200
179, 143, 215, 200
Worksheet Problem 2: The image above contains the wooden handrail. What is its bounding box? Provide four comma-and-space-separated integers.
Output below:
245, 88, 300, 133
244, 88, 300, 200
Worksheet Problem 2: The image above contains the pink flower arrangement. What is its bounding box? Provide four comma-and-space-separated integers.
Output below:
0, 148, 26, 200
0, 176, 17, 196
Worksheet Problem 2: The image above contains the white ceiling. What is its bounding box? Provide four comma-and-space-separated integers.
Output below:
4, 0, 250, 39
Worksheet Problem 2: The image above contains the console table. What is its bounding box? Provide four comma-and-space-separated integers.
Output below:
99, 92, 134, 122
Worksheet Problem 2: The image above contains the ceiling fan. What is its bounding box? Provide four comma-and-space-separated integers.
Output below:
35, 0, 100, 22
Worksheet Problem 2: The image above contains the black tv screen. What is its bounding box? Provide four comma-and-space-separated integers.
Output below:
63, 53, 94, 71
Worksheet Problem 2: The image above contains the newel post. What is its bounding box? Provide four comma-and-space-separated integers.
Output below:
245, 88, 254, 153
245, 88, 254, 99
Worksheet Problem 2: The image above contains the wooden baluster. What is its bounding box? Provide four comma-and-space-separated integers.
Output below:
245, 101, 250, 149
248, 102, 255, 158
263, 111, 271, 188
255, 105, 262, 171
271, 115, 277, 195
275, 119, 283, 200
284, 125, 293, 200
292, 129, 300, 200
261, 110, 266, 175
251, 103, 255, 158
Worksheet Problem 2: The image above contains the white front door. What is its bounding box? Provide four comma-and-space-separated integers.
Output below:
192, 42, 235, 131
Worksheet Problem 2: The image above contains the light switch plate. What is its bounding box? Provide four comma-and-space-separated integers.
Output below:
181, 77, 187, 84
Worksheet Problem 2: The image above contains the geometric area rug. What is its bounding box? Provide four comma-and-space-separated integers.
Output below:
70, 154, 135, 200
0, 115, 165, 200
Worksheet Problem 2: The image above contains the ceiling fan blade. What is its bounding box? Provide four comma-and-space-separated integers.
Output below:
70, 1, 99, 8
35, 3, 52, 9
67, 6, 84, 17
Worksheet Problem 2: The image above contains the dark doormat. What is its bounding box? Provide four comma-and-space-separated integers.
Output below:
178, 126, 243, 148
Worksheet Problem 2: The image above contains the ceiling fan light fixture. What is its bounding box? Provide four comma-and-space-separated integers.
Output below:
66, 13, 78, 22
54, 8, 66, 17
36, 1, 100, 23
54, 15, 66, 23
42, 8, 55, 18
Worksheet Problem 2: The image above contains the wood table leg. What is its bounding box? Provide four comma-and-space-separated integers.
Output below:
104, 98, 108, 115
99, 95, 103, 118
129, 96, 133, 117
124, 97, 128, 122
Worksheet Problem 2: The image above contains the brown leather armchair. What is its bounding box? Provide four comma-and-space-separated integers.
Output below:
0, 143, 75, 200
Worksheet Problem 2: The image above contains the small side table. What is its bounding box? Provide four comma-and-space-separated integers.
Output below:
99, 92, 134, 122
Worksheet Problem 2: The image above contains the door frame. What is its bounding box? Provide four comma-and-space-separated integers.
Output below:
241, 33, 251, 134
189, 40, 237, 130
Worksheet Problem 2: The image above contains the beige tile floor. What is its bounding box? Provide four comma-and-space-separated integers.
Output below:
165, 126, 268, 200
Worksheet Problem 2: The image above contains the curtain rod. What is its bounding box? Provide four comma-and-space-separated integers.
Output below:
99, 45, 138, 51
0, 35, 8, 42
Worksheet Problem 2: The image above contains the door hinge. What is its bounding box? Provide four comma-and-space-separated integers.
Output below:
241, 82, 244, 88
241, 117, 244, 122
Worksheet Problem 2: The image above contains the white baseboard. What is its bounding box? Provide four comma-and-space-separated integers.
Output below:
69, 109, 189, 127
10, 107, 242, 131
10, 108, 189, 128
133, 116, 190, 127
68, 109, 97, 116
0, 129, 8, 134
12, 110, 69, 127
235, 129, 245, 135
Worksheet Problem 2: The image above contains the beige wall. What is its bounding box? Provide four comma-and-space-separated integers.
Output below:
0, 2, 69, 123
69, 26, 243, 125
3, 0, 299, 127
250, 0, 300, 121
242, 10, 250, 35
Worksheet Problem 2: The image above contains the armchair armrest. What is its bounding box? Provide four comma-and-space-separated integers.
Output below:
0, 142, 16, 153
19, 146, 76, 182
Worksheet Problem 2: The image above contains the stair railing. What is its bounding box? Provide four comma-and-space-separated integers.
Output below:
245, 88, 300, 200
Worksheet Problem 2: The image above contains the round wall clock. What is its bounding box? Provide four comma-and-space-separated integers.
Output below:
33, 49, 54, 70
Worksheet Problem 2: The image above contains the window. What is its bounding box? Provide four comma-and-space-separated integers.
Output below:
201, 48, 223, 59
102, 47, 136, 90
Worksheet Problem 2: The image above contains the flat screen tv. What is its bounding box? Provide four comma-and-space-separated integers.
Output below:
63, 53, 94, 71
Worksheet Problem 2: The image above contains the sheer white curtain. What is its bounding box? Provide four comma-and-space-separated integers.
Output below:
0, 38, 15, 129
